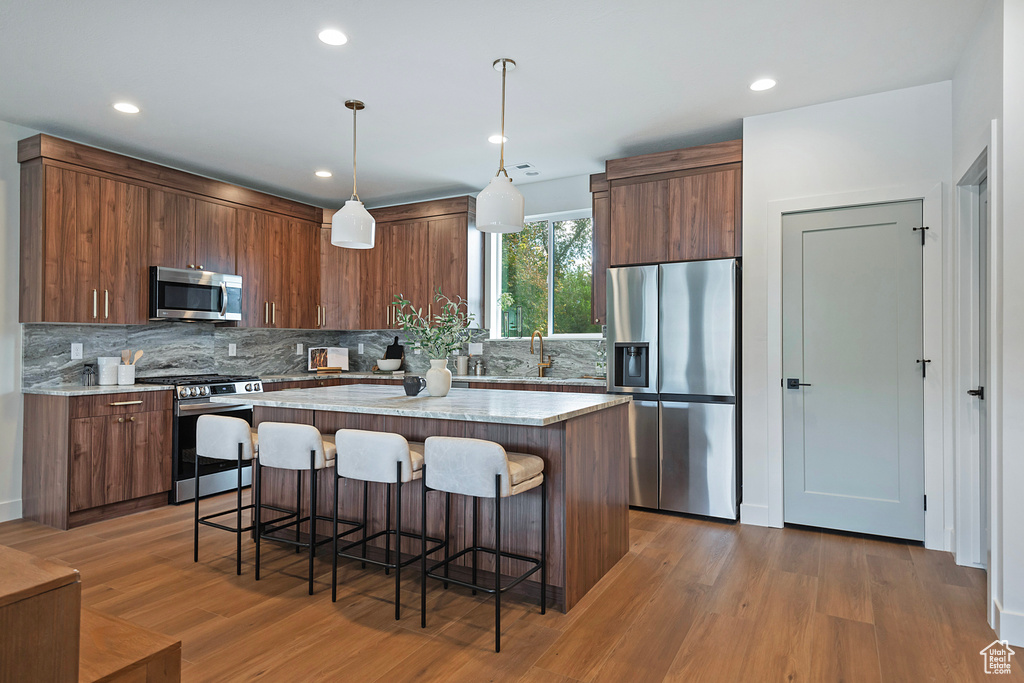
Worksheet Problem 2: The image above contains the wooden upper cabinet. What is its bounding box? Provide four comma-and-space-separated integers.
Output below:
282, 219, 319, 329
236, 209, 270, 327
603, 140, 742, 269
194, 199, 237, 274
428, 215, 469, 307
320, 226, 361, 329
359, 222, 394, 329
149, 190, 195, 270
591, 184, 610, 325
36, 166, 149, 324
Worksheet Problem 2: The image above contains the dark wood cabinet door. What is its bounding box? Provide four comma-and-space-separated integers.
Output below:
264, 215, 286, 327
609, 178, 668, 266
149, 189, 195, 270
126, 410, 172, 500
69, 415, 129, 511
428, 215, 468, 308
99, 178, 149, 324
320, 227, 361, 329
359, 222, 393, 329
194, 199, 237, 275
591, 191, 610, 324
391, 220, 431, 316
282, 220, 319, 330
665, 166, 741, 261
43, 166, 101, 323
236, 209, 269, 327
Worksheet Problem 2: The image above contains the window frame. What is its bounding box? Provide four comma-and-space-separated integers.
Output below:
489, 208, 601, 340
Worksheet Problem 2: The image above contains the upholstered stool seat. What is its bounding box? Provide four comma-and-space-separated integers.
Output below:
194, 415, 260, 575
254, 423, 359, 595
420, 436, 547, 652
331, 430, 443, 620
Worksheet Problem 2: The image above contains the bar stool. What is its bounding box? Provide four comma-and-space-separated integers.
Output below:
331, 429, 445, 620
419, 436, 546, 653
194, 415, 259, 575
254, 422, 357, 595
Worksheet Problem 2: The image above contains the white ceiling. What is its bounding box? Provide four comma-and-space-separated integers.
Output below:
0, 0, 986, 209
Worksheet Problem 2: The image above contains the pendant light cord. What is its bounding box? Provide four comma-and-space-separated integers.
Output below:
497, 60, 509, 178
351, 107, 360, 201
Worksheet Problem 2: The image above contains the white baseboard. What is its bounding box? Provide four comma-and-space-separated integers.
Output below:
995, 600, 1024, 647
740, 503, 773, 527
944, 526, 955, 553
0, 498, 22, 523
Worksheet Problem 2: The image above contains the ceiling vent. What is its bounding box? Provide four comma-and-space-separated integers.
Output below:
508, 162, 540, 178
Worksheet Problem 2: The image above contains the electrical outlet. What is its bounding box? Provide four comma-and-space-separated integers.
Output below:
296, 343, 303, 355
358, 343, 364, 354
228, 343, 236, 357
414, 349, 421, 355
452, 349, 461, 356
71, 343, 83, 360
469, 343, 483, 355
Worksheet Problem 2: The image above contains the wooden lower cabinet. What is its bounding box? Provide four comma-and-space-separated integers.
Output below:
467, 382, 606, 394
23, 391, 173, 529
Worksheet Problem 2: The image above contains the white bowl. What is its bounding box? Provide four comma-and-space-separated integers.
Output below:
377, 358, 402, 371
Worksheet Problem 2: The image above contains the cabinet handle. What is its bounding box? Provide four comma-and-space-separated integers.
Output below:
316, 304, 321, 327
199, 265, 204, 270
386, 305, 390, 326
117, 417, 124, 423
92, 290, 98, 319
264, 302, 269, 325
272, 302, 276, 325
129, 416, 135, 422
104, 290, 109, 319
109, 400, 143, 406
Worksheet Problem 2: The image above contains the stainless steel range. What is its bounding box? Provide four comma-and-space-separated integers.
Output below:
137, 374, 263, 503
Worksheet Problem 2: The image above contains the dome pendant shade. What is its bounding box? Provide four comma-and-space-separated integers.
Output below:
476, 176, 524, 233
331, 200, 375, 248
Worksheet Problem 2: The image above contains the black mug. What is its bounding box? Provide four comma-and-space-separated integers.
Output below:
403, 375, 426, 396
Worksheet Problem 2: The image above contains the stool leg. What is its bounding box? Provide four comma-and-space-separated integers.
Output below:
541, 477, 547, 615
471, 497, 478, 595
193, 447, 200, 563
255, 461, 262, 581
421, 466, 428, 629
236, 443, 243, 576
384, 483, 392, 575
361, 481, 368, 570
295, 471, 302, 554
308, 450, 316, 596
332, 472, 339, 603
495, 474, 502, 653
395, 461, 402, 620
443, 492, 451, 590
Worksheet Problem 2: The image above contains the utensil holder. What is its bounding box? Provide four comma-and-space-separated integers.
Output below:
117, 364, 136, 386
97, 357, 120, 386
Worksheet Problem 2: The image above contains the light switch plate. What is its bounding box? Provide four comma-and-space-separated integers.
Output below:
358, 343, 364, 354
414, 349, 421, 355
71, 343, 83, 360
228, 343, 237, 357
469, 343, 483, 355
296, 343, 303, 355
452, 349, 461, 356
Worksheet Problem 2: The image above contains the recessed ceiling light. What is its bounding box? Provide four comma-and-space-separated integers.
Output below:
488, 134, 508, 144
318, 28, 348, 46
315, 170, 333, 178
749, 78, 776, 92
113, 102, 140, 114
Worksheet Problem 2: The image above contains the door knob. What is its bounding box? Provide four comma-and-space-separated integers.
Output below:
786, 378, 811, 389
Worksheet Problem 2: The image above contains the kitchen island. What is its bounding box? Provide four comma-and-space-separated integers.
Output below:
212, 384, 631, 611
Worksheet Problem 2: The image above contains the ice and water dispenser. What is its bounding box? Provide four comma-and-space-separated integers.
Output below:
613, 342, 650, 389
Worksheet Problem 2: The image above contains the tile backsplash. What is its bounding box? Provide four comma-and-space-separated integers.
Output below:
22, 323, 605, 388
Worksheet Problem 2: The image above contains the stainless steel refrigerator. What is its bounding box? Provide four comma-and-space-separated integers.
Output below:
607, 259, 740, 519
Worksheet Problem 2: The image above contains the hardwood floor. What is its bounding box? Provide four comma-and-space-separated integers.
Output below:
0, 497, 1016, 682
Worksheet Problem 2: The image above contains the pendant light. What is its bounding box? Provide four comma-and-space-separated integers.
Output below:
331, 99, 376, 249
476, 58, 524, 234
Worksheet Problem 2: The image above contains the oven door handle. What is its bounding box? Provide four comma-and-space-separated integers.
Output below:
219, 283, 228, 318
175, 402, 252, 416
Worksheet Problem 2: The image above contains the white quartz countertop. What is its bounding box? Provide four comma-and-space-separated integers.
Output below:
211, 383, 630, 426
22, 383, 175, 396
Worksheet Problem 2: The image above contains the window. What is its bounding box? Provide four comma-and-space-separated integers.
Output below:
492, 210, 600, 338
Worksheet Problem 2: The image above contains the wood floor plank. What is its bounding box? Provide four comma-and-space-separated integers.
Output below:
908, 544, 978, 588
809, 614, 882, 683
816, 533, 874, 624
737, 569, 818, 682
520, 668, 584, 683
771, 526, 822, 576
663, 612, 757, 682
704, 523, 780, 618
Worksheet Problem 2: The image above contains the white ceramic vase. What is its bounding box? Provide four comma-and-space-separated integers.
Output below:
425, 358, 452, 397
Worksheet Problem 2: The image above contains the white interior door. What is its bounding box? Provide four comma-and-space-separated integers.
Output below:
782, 201, 925, 540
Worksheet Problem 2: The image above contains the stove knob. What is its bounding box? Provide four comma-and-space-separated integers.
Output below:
189, 387, 198, 397
200, 386, 209, 396
254, 382, 261, 391
245, 383, 252, 391
178, 387, 188, 399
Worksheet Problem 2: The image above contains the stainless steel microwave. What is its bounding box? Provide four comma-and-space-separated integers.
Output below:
149, 267, 242, 321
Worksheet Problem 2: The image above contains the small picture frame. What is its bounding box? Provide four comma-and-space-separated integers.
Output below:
308, 347, 349, 371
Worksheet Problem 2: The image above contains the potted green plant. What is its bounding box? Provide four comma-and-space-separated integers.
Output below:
392, 288, 475, 397
498, 292, 514, 337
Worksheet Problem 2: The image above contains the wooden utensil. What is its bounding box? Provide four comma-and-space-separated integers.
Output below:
132, 350, 143, 365
121, 350, 130, 365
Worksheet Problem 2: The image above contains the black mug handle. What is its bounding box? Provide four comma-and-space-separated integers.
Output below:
418, 377, 426, 394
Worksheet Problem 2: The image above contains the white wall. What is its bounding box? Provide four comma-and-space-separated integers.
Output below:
0, 119, 39, 522
995, 0, 1024, 648
953, 0, 1004, 181
740, 83, 953, 538
519, 174, 592, 216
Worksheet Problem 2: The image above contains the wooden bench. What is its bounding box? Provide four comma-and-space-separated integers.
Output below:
79, 609, 181, 683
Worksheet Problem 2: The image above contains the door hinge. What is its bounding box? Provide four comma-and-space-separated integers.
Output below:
917, 359, 932, 378
924, 495, 927, 511
913, 226, 929, 246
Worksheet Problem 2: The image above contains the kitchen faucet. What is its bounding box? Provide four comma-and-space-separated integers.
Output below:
530, 330, 552, 377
